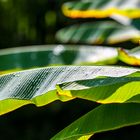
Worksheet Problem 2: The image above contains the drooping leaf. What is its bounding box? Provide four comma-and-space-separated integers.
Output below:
56, 21, 140, 44
58, 72, 140, 103
118, 46, 140, 66
0, 66, 140, 115
62, 0, 140, 19
0, 45, 117, 72
51, 103, 140, 140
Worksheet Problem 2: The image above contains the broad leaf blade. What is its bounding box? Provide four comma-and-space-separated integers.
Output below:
118, 47, 140, 66
51, 103, 140, 140
58, 72, 140, 103
56, 21, 140, 45
63, 0, 140, 18
0, 45, 117, 71
0, 66, 139, 115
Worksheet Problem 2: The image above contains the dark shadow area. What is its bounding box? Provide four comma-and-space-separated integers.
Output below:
0, 99, 97, 140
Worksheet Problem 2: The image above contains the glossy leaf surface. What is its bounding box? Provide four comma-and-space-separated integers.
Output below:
0, 45, 117, 71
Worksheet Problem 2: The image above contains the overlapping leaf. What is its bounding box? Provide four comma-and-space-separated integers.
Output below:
1, 46, 140, 139
118, 46, 140, 66
56, 21, 140, 44
58, 72, 140, 103
0, 66, 140, 115
63, 0, 140, 18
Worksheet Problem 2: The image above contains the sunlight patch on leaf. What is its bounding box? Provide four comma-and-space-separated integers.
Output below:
62, 0, 140, 19
0, 66, 140, 115
118, 47, 140, 66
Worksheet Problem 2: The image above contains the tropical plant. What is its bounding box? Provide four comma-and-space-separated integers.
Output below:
1, 0, 140, 140
0, 45, 140, 140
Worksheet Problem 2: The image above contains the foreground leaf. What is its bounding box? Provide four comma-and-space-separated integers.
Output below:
63, 0, 140, 19
0, 45, 117, 71
118, 47, 140, 66
56, 21, 140, 45
51, 103, 140, 140
58, 72, 140, 103
0, 66, 139, 115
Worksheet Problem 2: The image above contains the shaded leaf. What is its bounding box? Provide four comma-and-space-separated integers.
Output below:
51, 103, 140, 139
56, 21, 140, 44
131, 19, 140, 30
62, 0, 140, 19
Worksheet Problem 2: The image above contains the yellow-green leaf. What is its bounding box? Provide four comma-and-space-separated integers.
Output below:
118, 46, 140, 66
63, 0, 140, 19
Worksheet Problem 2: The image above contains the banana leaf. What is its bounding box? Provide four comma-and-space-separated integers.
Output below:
62, 0, 140, 19
0, 45, 117, 71
0, 65, 140, 115
1, 46, 140, 139
56, 21, 140, 45
51, 103, 140, 140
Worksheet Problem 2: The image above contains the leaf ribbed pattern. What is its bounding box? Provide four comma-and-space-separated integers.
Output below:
0, 66, 139, 115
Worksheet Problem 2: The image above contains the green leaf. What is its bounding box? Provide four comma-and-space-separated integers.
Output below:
0, 66, 140, 115
118, 46, 140, 66
62, 0, 140, 19
0, 45, 117, 71
56, 21, 140, 45
58, 72, 140, 103
51, 103, 140, 140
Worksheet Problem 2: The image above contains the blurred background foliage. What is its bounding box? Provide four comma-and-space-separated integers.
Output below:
0, 0, 139, 49
0, 1, 98, 140
0, 0, 72, 48
0, 0, 140, 140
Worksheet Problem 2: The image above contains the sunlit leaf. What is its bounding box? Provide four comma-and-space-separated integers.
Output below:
0, 45, 118, 72
56, 21, 140, 45
118, 46, 140, 66
51, 103, 140, 139
58, 71, 140, 103
63, 0, 140, 19
0, 66, 140, 115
